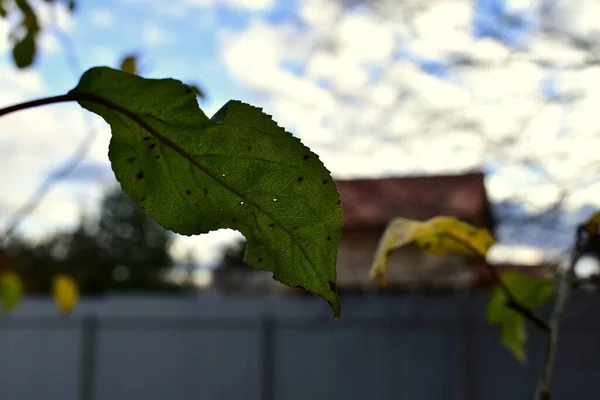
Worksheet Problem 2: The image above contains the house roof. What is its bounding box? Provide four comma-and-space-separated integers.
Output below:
335, 171, 495, 233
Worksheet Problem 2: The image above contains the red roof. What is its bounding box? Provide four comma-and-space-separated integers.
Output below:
335, 171, 495, 232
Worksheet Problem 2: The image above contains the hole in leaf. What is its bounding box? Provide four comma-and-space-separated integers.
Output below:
273, 198, 277, 202
240, 201, 245, 205
222, 174, 226, 177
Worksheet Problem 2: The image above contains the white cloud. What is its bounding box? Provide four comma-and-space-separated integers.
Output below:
185, 0, 274, 11
89, 9, 115, 28
141, 23, 178, 48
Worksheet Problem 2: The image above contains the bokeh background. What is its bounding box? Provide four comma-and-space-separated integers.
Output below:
1, 0, 600, 399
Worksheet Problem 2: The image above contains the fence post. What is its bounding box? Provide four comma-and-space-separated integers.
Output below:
456, 292, 472, 400
79, 315, 98, 400
260, 316, 275, 400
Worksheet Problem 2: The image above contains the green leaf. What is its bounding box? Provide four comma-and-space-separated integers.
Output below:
187, 83, 206, 100
68, 66, 343, 317
487, 271, 554, 362
0, 271, 24, 313
12, 30, 36, 68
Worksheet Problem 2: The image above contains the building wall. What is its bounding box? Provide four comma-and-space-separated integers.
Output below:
336, 228, 473, 291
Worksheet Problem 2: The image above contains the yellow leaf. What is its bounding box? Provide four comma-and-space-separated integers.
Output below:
0, 271, 24, 313
52, 274, 79, 314
584, 211, 600, 235
119, 54, 137, 75
370, 216, 495, 286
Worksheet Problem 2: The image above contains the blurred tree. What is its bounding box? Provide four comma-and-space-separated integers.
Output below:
2, 186, 191, 294
211, 239, 285, 294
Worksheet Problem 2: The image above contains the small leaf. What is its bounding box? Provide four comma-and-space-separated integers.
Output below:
119, 54, 137, 75
68, 67, 343, 318
0, 271, 24, 313
584, 211, 600, 235
12, 30, 36, 68
370, 216, 494, 285
487, 271, 554, 362
52, 274, 79, 314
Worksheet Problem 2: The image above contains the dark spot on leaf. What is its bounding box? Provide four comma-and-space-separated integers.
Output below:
202, 188, 209, 194
247, 146, 252, 151
136, 171, 144, 180
337, 199, 341, 205
155, 155, 160, 159
294, 285, 307, 291
185, 190, 192, 195
127, 156, 136, 163
195, 203, 199, 207
143, 136, 150, 141
467, 229, 477, 237
140, 196, 146, 202
323, 179, 328, 184
298, 177, 303, 182
258, 257, 263, 263
327, 236, 331, 241
329, 281, 336, 292
422, 242, 431, 250
149, 143, 156, 149
185, 87, 192, 94
303, 154, 309, 160
293, 226, 298, 230
268, 223, 274, 228
232, 218, 237, 223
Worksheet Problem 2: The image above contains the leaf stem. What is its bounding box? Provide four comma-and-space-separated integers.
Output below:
482, 260, 550, 332
0, 94, 75, 117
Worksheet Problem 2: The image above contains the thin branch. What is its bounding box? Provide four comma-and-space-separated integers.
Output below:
1, 128, 97, 241
481, 258, 550, 333
448, 233, 551, 332
535, 225, 584, 400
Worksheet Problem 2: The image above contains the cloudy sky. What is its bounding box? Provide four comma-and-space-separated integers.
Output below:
0, 0, 599, 268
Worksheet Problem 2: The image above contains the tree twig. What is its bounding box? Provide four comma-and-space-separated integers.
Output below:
482, 258, 550, 332
535, 225, 584, 400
